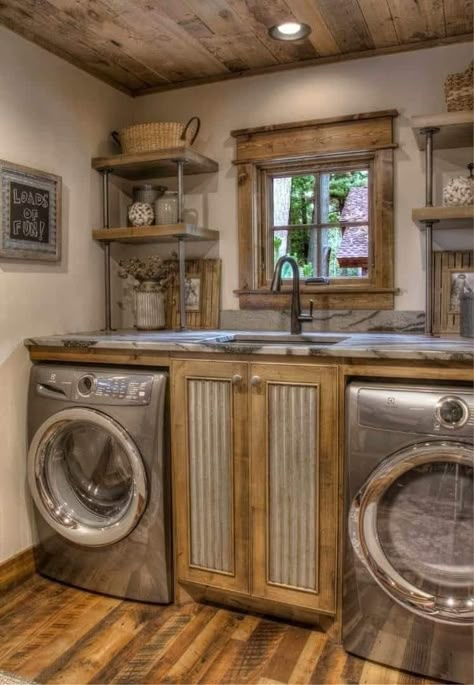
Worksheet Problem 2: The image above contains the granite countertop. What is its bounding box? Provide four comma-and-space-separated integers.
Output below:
25, 329, 474, 362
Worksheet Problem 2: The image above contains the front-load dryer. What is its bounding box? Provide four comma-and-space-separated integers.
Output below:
344, 381, 473, 684
27, 364, 172, 603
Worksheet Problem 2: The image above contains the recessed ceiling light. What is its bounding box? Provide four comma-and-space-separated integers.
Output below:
268, 22, 311, 41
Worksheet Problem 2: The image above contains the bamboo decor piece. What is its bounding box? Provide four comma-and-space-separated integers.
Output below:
166, 258, 221, 329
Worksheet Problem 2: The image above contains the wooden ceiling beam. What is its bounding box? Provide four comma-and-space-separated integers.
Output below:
284, 0, 341, 56
225, 0, 318, 63
386, 0, 447, 43
315, 0, 376, 52
0, 0, 151, 92
357, 0, 401, 47
134, 32, 473, 96
443, 0, 474, 35
100, 0, 231, 80
0, 0, 470, 94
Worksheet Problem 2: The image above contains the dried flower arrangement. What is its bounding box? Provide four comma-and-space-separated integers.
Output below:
118, 255, 178, 290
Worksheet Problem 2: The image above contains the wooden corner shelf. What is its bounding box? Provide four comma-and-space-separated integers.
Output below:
411, 111, 474, 150
92, 223, 219, 244
412, 205, 474, 229
91, 147, 218, 179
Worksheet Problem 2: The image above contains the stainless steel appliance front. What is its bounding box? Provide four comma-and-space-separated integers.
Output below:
27, 364, 172, 603
344, 382, 474, 684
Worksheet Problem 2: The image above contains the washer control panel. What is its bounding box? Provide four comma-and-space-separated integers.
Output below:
74, 373, 154, 405
356, 384, 474, 437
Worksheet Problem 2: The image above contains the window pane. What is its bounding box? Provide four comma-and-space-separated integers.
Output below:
273, 175, 316, 226
273, 230, 288, 263
320, 170, 369, 224
270, 168, 370, 280
315, 225, 368, 278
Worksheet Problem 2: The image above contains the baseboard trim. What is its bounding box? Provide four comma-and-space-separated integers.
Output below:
0, 547, 36, 593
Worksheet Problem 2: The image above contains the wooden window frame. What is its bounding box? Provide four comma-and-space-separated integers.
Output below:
232, 110, 397, 311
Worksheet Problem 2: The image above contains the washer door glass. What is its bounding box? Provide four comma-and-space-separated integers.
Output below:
28, 408, 147, 547
349, 441, 474, 625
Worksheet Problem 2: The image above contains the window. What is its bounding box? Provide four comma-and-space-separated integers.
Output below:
265, 163, 371, 283
232, 110, 397, 310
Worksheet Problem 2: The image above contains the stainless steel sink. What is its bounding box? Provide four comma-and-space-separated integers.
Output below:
230, 333, 349, 345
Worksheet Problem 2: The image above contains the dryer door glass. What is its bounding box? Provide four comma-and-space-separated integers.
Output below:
28, 408, 147, 547
350, 442, 474, 624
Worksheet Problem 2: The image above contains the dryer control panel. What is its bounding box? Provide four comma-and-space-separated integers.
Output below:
355, 384, 474, 437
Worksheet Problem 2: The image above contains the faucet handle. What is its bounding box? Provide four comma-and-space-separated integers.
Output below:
309, 299, 314, 318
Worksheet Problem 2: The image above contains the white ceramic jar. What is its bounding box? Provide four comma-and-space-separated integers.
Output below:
156, 191, 179, 225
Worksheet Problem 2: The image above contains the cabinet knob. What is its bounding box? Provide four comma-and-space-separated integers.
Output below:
250, 375, 262, 387
232, 374, 243, 386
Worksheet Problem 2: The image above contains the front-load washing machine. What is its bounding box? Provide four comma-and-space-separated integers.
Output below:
344, 381, 473, 684
27, 364, 172, 603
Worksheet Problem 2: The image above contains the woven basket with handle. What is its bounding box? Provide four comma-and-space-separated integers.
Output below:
444, 62, 473, 112
111, 117, 201, 154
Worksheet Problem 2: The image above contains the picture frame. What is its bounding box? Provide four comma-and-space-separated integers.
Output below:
445, 268, 474, 314
0, 160, 62, 261
185, 276, 201, 312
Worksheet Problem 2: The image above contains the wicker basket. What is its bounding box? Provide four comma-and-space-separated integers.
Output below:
111, 117, 200, 154
444, 62, 473, 111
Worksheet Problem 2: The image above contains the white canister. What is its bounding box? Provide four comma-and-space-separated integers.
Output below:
155, 191, 179, 225
135, 282, 165, 330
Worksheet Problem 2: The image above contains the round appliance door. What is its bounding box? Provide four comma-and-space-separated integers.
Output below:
28, 408, 147, 547
349, 441, 474, 625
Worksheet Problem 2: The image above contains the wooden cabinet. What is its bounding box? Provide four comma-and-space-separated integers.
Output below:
250, 363, 338, 613
171, 359, 338, 615
171, 360, 249, 593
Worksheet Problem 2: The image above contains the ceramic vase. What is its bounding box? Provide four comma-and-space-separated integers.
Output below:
135, 281, 165, 330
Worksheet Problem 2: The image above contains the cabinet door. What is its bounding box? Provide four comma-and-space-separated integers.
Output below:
171, 360, 249, 593
250, 363, 338, 613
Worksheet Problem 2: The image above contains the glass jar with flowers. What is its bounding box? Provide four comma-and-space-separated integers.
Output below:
118, 256, 177, 330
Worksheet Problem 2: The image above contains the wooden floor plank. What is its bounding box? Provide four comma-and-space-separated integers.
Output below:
0, 580, 79, 664
308, 639, 349, 684
95, 603, 194, 684
37, 602, 156, 684
210, 618, 288, 684
261, 624, 311, 684
164, 609, 241, 684
142, 605, 218, 684
0, 575, 443, 685
111, 610, 198, 685
0, 592, 119, 678
288, 631, 328, 684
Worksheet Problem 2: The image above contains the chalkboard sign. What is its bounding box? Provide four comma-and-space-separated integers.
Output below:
0, 160, 61, 261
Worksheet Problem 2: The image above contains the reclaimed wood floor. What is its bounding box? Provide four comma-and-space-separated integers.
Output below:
0, 575, 437, 685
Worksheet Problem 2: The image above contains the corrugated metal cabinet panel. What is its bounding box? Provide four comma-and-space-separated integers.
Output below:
250, 363, 338, 614
171, 359, 250, 593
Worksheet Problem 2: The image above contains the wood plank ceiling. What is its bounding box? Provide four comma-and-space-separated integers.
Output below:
0, 0, 471, 95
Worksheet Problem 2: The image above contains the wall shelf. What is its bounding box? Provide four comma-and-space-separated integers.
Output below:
93, 223, 219, 244
93, 147, 219, 331
411, 111, 473, 150
91, 147, 218, 179
412, 205, 474, 229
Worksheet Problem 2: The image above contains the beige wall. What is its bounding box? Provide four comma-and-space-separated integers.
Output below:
0, 26, 132, 563
134, 42, 473, 311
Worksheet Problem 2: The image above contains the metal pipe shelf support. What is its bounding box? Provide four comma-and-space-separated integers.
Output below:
420, 127, 439, 336
176, 160, 187, 330
102, 169, 112, 332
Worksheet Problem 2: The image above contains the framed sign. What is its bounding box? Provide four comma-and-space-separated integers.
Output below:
0, 160, 61, 261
